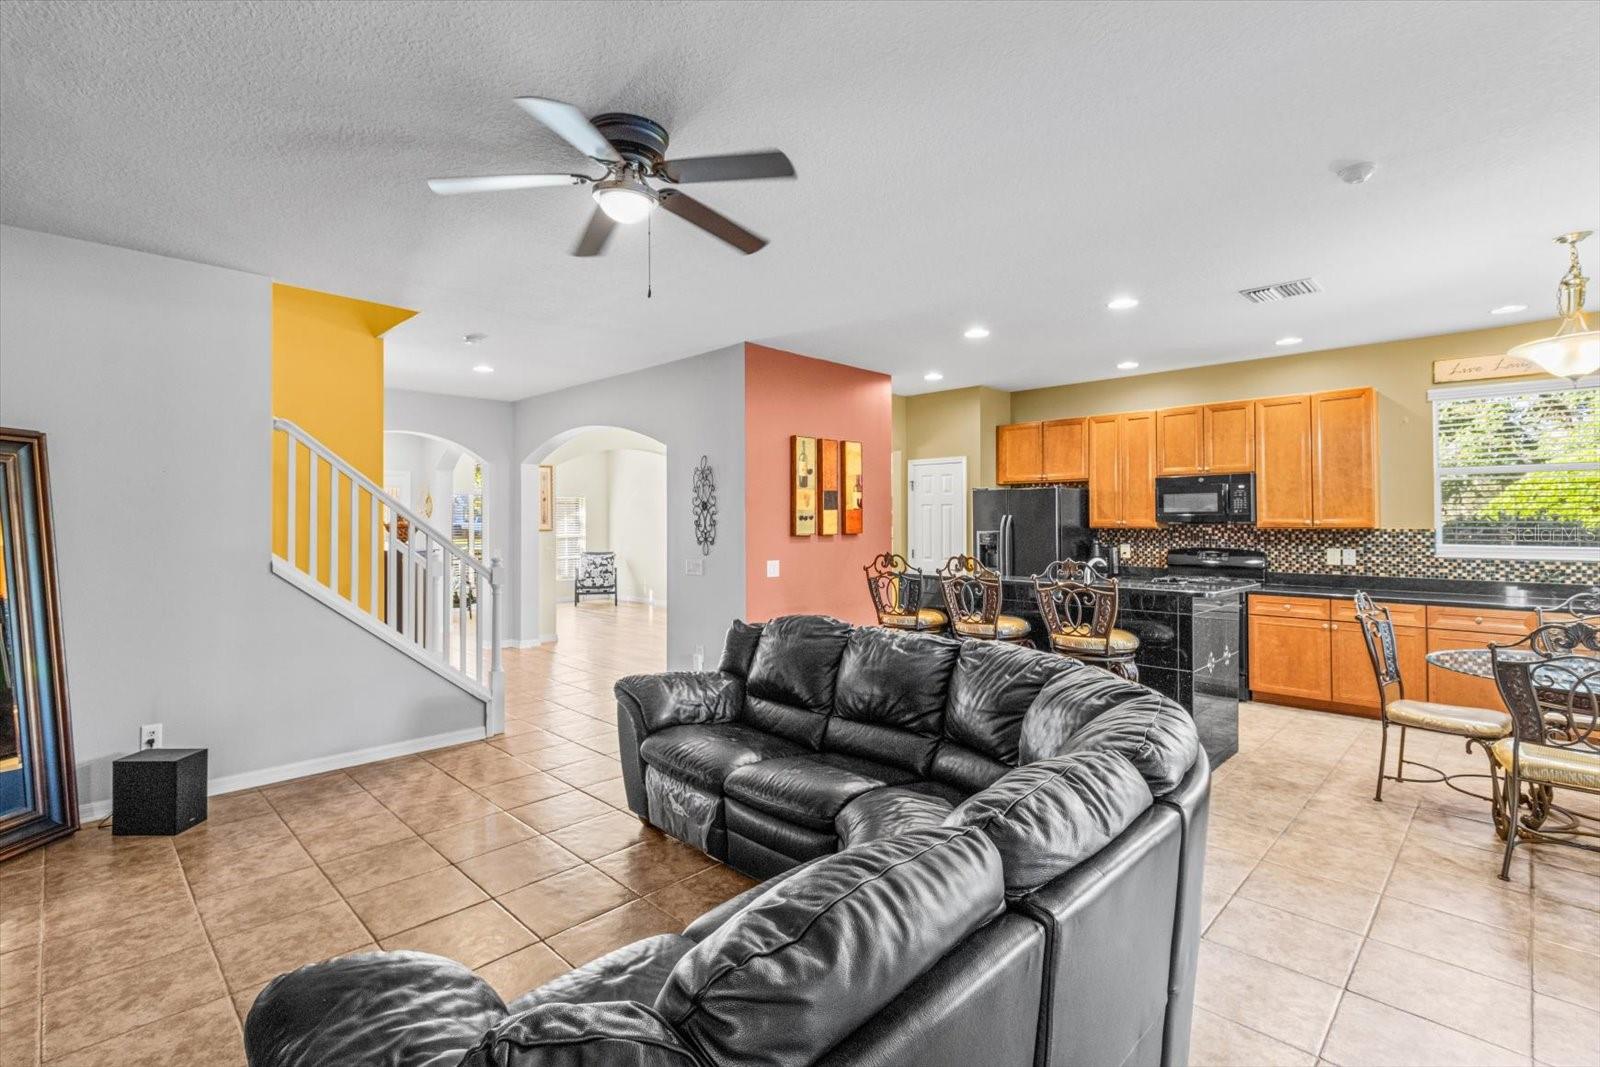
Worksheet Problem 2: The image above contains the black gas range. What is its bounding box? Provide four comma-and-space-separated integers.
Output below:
1122, 547, 1267, 596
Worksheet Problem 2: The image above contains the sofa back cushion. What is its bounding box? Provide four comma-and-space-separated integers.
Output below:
927, 642, 1074, 791
945, 751, 1154, 897
718, 619, 765, 680
825, 627, 963, 774
1018, 666, 1155, 763
1022, 671, 1200, 795
461, 1001, 702, 1066
741, 616, 853, 748
656, 826, 1004, 1067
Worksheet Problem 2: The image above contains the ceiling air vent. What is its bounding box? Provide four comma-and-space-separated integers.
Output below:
1238, 277, 1323, 304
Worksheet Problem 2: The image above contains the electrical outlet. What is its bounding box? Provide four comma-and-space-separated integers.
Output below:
693, 645, 705, 671
1119, 543, 1133, 561
1341, 548, 1357, 566
766, 560, 781, 578
684, 558, 703, 576
139, 723, 163, 750
1325, 547, 1341, 566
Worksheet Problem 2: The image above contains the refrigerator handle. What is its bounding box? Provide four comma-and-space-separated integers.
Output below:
1000, 514, 1012, 577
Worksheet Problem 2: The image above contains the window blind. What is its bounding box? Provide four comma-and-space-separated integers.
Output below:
1432, 381, 1599, 558
555, 497, 586, 579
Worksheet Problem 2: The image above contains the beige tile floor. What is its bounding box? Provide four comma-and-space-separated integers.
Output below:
1, 606, 1596, 1065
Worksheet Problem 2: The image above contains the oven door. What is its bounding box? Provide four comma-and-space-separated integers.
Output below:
1155, 476, 1230, 523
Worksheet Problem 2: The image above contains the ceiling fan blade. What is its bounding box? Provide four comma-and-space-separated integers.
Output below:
515, 97, 622, 163
427, 173, 588, 195
572, 206, 616, 257
659, 151, 795, 184
657, 190, 767, 254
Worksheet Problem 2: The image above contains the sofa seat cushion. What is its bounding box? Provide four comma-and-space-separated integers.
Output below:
639, 723, 806, 793
723, 752, 917, 831
836, 785, 956, 846
507, 934, 694, 1015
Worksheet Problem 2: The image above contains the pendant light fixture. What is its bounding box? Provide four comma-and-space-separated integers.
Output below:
1508, 231, 1599, 381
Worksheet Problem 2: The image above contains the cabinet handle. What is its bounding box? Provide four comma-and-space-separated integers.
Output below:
1330, 623, 1338, 630
1474, 616, 1484, 624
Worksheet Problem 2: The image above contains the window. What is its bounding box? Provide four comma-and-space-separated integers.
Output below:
554, 496, 586, 579
451, 463, 485, 561
1431, 378, 1599, 560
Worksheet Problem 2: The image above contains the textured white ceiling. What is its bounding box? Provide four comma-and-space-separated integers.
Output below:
2, 1, 1596, 400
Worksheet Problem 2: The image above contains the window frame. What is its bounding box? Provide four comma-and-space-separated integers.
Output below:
554, 496, 586, 580
1429, 375, 1600, 562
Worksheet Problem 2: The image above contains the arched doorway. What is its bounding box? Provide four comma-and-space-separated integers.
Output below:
521, 426, 668, 667
384, 431, 490, 563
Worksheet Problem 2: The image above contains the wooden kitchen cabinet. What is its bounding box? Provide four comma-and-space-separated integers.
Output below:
1088, 411, 1157, 528
1249, 613, 1332, 702
1156, 402, 1255, 475
1329, 613, 1424, 713
1041, 418, 1088, 481
1255, 388, 1378, 528
1312, 388, 1379, 527
995, 422, 1043, 484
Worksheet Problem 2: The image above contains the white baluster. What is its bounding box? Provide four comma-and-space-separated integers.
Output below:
349, 476, 359, 604
458, 559, 468, 673
370, 494, 380, 619
474, 570, 485, 681
285, 436, 297, 566
308, 456, 319, 581
328, 471, 340, 595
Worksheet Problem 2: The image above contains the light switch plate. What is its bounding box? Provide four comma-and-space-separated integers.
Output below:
1325, 547, 1341, 566
766, 560, 780, 578
1341, 548, 1357, 566
684, 558, 703, 576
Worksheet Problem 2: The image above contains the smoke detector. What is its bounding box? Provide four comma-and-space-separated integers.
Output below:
1238, 278, 1323, 304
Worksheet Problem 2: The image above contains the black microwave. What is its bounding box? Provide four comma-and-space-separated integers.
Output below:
1154, 473, 1255, 524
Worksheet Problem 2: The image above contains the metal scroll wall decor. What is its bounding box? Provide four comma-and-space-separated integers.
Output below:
692, 455, 717, 555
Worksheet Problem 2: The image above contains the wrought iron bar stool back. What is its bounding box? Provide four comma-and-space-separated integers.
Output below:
863, 552, 948, 633
1489, 620, 1600, 880
937, 555, 1031, 645
1032, 559, 1140, 680
1354, 591, 1511, 804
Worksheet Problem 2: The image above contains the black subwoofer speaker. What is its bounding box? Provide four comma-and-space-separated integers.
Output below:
112, 748, 208, 836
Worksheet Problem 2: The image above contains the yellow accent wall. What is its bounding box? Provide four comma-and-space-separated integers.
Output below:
271, 284, 415, 608
1008, 318, 1567, 530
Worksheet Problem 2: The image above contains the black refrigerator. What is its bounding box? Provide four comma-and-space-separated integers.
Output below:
972, 487, 1092, 579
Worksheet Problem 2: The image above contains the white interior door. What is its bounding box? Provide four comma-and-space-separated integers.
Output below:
907, 458, 966, 571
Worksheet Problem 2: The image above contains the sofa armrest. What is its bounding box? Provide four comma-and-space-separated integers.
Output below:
614, 672, 743, 736
461, 1001, 704, 1066
244, 950, 506, 1067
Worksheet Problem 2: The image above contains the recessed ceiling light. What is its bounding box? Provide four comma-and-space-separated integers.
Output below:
1490, 304, 1527, 315
472, 364, 494, 374
924, 371, 945, 382
1107, 297, 1139, 311
463, 332, 488, 345
1116, 360, 1139, 370
1275, 336, 1303, 346
963, 326, 990, 340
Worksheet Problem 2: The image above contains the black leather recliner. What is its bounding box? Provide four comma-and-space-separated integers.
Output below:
243, 616, 1208, 1067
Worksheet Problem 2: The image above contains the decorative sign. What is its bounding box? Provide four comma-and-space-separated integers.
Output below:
692, 455, 717, 556
842, 441, 863, 535
791, 436, 817, 536
538, 465, 554, 531
1432, 353, 1545, 384
819, 438, 840, 536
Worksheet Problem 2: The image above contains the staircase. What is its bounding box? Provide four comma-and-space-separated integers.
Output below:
270, 418, 505, 733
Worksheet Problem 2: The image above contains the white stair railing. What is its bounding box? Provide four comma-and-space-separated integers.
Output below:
270, 417, 504, 731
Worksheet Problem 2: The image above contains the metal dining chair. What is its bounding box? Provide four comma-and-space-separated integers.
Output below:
937, 555, 1031, 645
1032, 559, 1140, 680
1489, 620, 1600, 880
863, 552, 948, 633
1353, 591, 1512, 804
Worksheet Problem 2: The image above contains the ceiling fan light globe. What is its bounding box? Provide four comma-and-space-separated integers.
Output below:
594, 184, 656, 224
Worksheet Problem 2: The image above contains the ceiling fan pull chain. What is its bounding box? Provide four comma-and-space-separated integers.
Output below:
647, 211, 653, 299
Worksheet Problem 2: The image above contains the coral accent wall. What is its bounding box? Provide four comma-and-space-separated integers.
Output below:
744, 343, 892, 624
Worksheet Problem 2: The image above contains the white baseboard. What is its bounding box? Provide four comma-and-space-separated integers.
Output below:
502, 633, 558, 649
78, 724, 487, 824
619, 595, 666, 607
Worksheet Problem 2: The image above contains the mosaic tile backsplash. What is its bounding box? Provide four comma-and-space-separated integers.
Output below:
1108, 526, 1600, 586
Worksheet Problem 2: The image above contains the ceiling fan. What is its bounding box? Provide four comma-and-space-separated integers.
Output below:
428, 97, 795, 256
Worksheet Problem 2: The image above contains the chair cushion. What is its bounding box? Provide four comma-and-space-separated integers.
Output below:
836, 785, 957, 846
507, 935, 693, 1015
639, 723, 806, 793
723, 752, 916, 831
945, 751, 1154, 897
945, 641, 1076, 766
1049, 627, 1140, 655
461, 1001, 702, 1066
953, 614, 1031, 640
880, 608, 949, 630
655, 826, 1005, 1067
827, 627, 963, 774
1491, 739, 1600, 789
1387, 699, 1511, 740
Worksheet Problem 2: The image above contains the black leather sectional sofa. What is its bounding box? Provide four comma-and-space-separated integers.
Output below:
244, 615, 1208, 1067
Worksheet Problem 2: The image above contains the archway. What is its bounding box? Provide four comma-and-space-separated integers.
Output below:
383, 431, 490, 562
520, 425, 668, 665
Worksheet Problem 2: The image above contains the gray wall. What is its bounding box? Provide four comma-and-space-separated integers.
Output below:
0, 227, 484, 808
513, 346, 746, 668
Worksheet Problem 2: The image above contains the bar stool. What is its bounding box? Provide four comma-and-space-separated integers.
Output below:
1354, 591, 1511, 805
1032, 560, 1140, 680
863, 552, 948, 633
937, 555, 1031, 645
